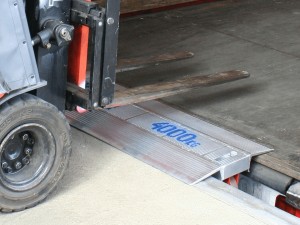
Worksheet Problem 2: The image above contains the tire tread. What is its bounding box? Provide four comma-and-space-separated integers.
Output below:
0, 93, 72, 213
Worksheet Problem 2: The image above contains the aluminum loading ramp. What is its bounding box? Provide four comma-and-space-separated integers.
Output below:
66, 99, 273, 185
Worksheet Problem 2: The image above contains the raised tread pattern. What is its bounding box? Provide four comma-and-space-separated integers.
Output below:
0, 93, 72, 213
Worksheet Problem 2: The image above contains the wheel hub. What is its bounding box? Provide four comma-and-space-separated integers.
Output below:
1, 132, 34, 174
0, 123, 55, 192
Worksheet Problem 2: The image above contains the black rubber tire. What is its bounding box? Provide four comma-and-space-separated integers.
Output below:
0, 93, 71, 212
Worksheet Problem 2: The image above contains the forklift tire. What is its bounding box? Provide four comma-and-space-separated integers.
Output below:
0, 93, 71, 212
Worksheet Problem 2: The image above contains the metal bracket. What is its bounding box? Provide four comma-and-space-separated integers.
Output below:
286, 181, 300, 209
32, 20, 75, 49
66, 82, 90, 110
68, 0, 106, 110
100, 0, 120, 107
70, 0, 105, 28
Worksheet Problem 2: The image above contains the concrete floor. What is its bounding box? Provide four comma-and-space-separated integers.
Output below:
0, 128, 275, 224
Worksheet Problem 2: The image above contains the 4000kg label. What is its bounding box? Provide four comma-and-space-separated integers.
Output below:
151, 122, 201, 148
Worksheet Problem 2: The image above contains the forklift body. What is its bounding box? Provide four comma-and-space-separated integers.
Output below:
0, 0, 41, 94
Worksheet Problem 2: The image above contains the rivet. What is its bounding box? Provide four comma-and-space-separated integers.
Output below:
102, 98, 108, 105
107, 18, 114, 25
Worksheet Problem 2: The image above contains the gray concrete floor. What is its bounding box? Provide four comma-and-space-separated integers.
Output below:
117, 0, 300, 180
0, 128, 269, 225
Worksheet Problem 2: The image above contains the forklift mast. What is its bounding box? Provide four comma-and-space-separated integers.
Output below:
25, 0, 120, 111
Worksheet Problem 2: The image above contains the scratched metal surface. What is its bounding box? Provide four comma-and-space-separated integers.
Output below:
204, 147, 249, 166
106, 104, 146, 120
66, 110, 220, 184
127, 110, 226, 155
137, 101, 272, 156
66, 99, 272, 184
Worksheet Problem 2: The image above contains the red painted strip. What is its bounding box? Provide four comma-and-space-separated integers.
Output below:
275, 195, 300, 218
224, 174, 239, 186
67, 0, 91, 86
120, 0, 221, 18
67, 0, 91, 113
67, 24, 89, 86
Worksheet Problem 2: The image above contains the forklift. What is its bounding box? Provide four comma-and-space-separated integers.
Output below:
0, 0, 249, 212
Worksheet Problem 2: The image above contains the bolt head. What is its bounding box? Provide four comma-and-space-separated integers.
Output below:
24, 147, 33, 156
107, 18, 114, 25
93, 102, 98, 107
22, 157, 30, 165
1, 161, 8, 169
60, 28, 72, 41
102, 98, 108, 105
7, 166, 12, 173
230, 151, 237, 156
44, 42, 51, 50
14, 161, 22, 170
98, 21, 103, 27
22, 133, 29, 141
27, 138, 34, 145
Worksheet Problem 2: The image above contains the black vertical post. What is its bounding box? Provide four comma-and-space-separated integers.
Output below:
100, 0, 121, 107
89, 16, 104, 109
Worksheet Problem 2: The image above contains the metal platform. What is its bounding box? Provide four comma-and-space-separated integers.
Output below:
66, 97, 273, 185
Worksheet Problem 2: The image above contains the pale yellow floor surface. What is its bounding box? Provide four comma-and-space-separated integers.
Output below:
0, 128, 268, 225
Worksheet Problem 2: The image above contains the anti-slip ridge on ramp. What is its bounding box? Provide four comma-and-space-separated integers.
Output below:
66, 100, 273, 185
66, 110, 220, 184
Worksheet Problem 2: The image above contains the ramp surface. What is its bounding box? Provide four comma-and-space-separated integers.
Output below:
66, 98, 272, 184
